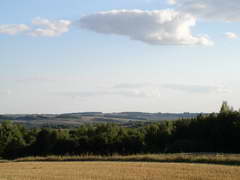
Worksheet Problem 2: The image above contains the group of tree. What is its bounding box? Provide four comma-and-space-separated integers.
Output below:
1, 102, 240, 159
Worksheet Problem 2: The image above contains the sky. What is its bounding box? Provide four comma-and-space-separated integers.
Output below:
0, 0, 240, 114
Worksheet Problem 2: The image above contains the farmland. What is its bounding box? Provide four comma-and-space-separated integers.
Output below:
0, 161, 240, 180
0, 112, 200, 128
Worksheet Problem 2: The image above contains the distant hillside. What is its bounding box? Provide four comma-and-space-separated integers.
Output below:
0, 112, 203, 128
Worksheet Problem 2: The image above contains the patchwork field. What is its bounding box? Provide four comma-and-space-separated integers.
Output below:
0, 161, 240, 180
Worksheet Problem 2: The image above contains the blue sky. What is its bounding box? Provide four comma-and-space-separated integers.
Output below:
1, 0, 240, 114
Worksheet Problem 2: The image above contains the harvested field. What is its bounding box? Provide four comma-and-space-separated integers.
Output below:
0, 161, 239, 180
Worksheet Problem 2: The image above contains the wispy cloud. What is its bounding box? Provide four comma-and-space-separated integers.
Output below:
0, 18, 71, 37
0, 90, 12, 96
57, 82, 230, 100
114, 82, 231, 94
16, 76, 58, 84
0, 24, 30, 35
57, 89, 161, 99
30, 18, 72, 37
113, 83, 152, 89
225, 32, 238, 39
167, 0, 177, 5
162, 83, 231, 94
79, 9, 213, 46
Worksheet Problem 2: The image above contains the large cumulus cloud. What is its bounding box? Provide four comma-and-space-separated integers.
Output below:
79, 9, 213, 46
169, 0, 240, 22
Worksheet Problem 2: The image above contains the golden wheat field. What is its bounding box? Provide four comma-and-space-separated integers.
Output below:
0, 161, 240, 180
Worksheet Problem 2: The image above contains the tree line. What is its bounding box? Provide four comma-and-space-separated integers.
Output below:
0, 102, 240, 159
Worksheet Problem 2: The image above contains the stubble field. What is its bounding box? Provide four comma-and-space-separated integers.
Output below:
0, 161, 240, 180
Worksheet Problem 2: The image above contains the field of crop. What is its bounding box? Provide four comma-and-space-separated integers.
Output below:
0, 161, 240, 180
15, 153, 240, 165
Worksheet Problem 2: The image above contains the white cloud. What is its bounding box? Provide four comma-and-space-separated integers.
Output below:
71, 82, 231, 99
58, 89, 161, 99
16, 76, 58, 84
225, 32, 238, 39
0, 18, 72, 37
113, 83, 161, 97
113, 83, 151, 89
162, 83, 231, 94
79, 9, 213, 46
167, 0, 177, 5
30, 18, 72, 37
0, 90, 12, 96
171, 0, 240, 22
113, 82, 231, 95
0, 24, 30, 35
119, 88, 161, 98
